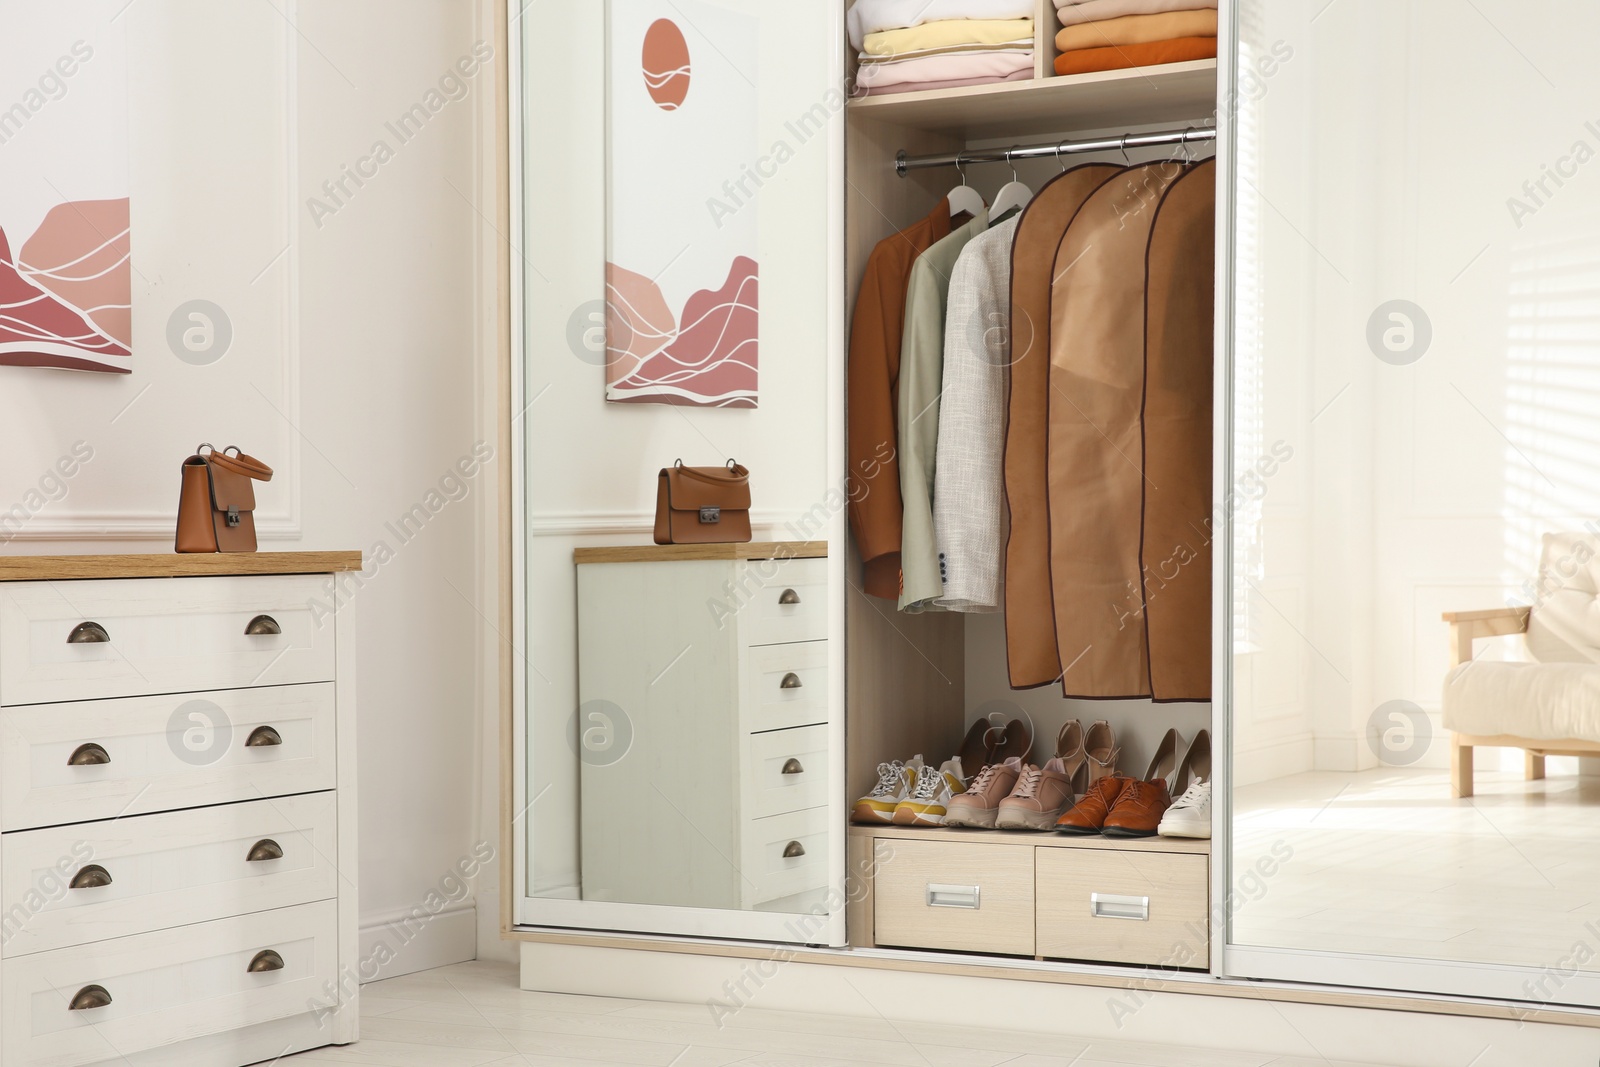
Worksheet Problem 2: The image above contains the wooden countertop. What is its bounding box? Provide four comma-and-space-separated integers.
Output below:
0, 551, 364, 582
574, 541, 827, 565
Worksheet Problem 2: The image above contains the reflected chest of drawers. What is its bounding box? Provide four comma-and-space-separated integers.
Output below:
575, 543, 830, 913
0, 553, 361, 1067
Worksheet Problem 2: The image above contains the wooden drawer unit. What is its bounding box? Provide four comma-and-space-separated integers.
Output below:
2, 900, 339, 1067
0, 575, 334, 707
739, 556, 828, 646
0, 684, 337, 831
740, 641, 828, 733
2, 793, 338, 957
1036, 847, 1210, 968
872, 838, 1035, 956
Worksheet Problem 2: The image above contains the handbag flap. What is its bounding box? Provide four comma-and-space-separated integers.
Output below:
664, 465, 750, 511
208, 463, 257, 514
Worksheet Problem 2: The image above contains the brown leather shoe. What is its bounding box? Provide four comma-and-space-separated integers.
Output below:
955, 719, 999, 778
1054, 774, 1128, 835
992, 717, 1034, 764
1102, 778, 1173, 838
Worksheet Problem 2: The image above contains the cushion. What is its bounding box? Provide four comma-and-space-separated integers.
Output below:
1443, 659, 1600, 741
1527, 531, 1600, 664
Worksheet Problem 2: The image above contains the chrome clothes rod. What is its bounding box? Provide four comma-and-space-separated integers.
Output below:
895, 125, 1216, 176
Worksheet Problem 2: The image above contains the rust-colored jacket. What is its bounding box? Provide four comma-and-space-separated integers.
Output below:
847, 201, 951, 600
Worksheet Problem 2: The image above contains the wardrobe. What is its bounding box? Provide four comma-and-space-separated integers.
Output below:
505, 0, 1600, 1054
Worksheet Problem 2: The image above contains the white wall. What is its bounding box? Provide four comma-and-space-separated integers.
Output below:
0, 0, 495, 978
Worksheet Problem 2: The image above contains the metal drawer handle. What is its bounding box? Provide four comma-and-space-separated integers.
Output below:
68, 743, 111, 766
70, 865, 113, 890
1090, 892, 1150, 921
247, 839, 284, 862
778, 588, 801, 605
926, 883, 981, 910
248, 949, 285, 973
779, 672, 803, 690
782, 840, 806, 858
246, 726, 283, 748
245, 614, 282, 636
780, 758, 804, 775
67, 622, 110, 644
69, 985, 112, 1011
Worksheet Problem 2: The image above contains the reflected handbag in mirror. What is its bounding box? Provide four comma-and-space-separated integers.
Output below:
653, 459, 751, 545
175, 443, 274, 553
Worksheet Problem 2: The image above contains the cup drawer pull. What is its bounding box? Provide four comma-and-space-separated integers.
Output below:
69, 985, 112, 1011
245, 614, 282, 636
779, 672, 803, 690
68, 743, 111, 766
69, 865, 113, 890
67, 621, 110, 644
1090, 892, 1150, 921
246, 726, 283, 748
248, 949, 285, 973
780, 758, 804, 775
247, 839, 284, 862
925, 883, 981, 910
782, 840, 806, 858
778, 588, 801, 605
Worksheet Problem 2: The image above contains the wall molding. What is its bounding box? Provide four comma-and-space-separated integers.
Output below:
359, 900, 478, 983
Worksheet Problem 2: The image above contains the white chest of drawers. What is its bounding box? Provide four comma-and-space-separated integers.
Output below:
575, 544, 830, 913
0, 553, 361, 1067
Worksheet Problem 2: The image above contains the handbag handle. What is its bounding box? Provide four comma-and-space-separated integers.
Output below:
672, 459, 746, 483
198, 445, 274, 482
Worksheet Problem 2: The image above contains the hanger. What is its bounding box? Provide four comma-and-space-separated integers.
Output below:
1173, 126, 1197, 166
988, 147, 1033, 219
1119, 134, 1133, 167
947, 154, 986, 221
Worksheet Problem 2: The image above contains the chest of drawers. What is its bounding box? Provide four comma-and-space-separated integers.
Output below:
575, 545, 831, 913
0, 552, 361, 1067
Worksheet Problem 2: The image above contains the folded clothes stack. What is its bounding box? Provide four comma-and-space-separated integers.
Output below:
1051, 0, 1218, 77
848, 0, 1037, 96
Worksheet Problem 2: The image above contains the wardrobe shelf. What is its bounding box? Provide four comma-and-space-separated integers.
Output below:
847, 60, 1217, 141
849, 823, 1210, 855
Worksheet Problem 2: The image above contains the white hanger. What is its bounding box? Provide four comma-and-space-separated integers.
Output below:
988, 147, 1033, 219
947, 154, 985, 220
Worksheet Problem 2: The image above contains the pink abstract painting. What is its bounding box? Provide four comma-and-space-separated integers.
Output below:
0, 198, 132, 374
605, 257, 758, 408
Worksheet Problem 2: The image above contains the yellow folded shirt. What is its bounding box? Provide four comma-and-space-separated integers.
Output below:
863, 18, 1035, 56
1054, 9, 1216, 51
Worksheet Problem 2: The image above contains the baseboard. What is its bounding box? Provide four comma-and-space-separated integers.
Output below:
360, 901, 478, 982
1233, 731, 1313, 786
519, 942, 1595, 1067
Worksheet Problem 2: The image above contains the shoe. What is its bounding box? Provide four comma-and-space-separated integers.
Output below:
852, 756, 924, 824
1055, 774, 1129, 835
1102, 728, 1181, 838
891, 758, 965, 826
991, 718, 1034, 764
1084, 720, 1120, 786
996, 757, 1077, 830
944, 757, 1022, 829
1160, 730, 1211, 838
955, 720, 999, 777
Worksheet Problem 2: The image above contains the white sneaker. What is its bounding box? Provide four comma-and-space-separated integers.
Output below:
1158, 778, 1211, 838
852, 756, 924, 824
892, 758, 966, 826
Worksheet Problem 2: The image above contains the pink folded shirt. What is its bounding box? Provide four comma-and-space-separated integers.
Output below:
856, 47, 1035, 89
853, 68, 1034, 97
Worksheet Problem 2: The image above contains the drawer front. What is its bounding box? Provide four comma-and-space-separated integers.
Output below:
2, 793, 338, 957
741, 806, 828, 906
738, 557, 827, 646
745, 724, 828, 819
873, 839, 1035, 956
740, 641, 828, 734
0, 575, 335, 707
3, 899, 339, 1067
1035, 849, 1209, 967
0, 684, 337, 831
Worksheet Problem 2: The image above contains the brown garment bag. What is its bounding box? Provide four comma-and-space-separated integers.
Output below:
1142, 160, 1216, 701
1002, 163, 1123, 688
1048, 161, 1187, 698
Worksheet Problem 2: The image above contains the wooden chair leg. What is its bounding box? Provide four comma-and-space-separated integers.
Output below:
1526, 750, 1546, 781
1452, 735, 1474, 799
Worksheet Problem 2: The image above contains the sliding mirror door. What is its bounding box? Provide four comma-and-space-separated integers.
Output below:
1228, 0, 1600, 1004
512, 2, 846, 943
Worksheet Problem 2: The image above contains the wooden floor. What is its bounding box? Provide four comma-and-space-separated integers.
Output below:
1234, 765, 1600, 968
281, 960, 1381, 1066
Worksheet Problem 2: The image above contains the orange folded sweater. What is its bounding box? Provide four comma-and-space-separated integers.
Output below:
1053, 35, 1216, 76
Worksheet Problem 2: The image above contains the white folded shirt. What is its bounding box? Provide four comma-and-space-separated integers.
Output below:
847, 0, 1036, 50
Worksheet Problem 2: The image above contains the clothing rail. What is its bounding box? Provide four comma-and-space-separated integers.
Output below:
894, 125, 1217, 176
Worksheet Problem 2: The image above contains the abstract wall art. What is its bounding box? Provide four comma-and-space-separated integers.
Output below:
605, 0, 759, 407
0, 3, 132, 374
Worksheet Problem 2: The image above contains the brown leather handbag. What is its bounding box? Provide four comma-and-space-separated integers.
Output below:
654, 460, 752, 545
176, 444, 274, 553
